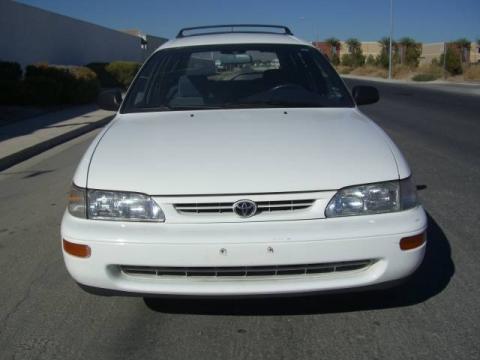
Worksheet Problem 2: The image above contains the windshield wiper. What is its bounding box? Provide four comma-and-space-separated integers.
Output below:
224, 100, 323, 108
168, 105, 224, 110
125, 105, 171, 113
128, 104, 225, 112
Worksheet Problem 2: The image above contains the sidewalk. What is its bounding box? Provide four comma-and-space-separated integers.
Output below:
342, 74, 480, 96
0, 104, 114, 171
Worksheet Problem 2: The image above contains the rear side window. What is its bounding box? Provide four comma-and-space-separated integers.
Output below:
122, 44, 354, 112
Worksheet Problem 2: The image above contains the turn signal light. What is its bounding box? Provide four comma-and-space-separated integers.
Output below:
63, 239, 91, 258
399, 232, 426, 250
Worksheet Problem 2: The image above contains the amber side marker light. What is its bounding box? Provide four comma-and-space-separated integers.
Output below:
63, 239, 91, 258
400, 232, 426, 251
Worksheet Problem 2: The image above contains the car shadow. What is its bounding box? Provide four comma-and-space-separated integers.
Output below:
144, 212, 454, 315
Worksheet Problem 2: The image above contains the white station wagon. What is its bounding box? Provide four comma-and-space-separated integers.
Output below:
61, 25, 427, 297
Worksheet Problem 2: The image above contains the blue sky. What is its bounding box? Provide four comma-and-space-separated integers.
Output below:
18, 0, 479, 43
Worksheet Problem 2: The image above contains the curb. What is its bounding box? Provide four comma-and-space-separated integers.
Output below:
342, 74, 480, 96
342, 74, 480, 87
0, 114, 114, 171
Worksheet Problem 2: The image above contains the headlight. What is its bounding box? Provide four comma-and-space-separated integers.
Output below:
68, 185, 165, 222
325, 178, 417, 218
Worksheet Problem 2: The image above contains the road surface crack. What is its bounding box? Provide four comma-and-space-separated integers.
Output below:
0, 259, 59, 336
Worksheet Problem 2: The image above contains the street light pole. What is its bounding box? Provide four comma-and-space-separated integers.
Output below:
388, 0, 393, 79
443, 42, 447, 79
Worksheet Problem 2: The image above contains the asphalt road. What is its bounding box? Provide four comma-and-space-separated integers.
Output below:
0, 79, 479, 359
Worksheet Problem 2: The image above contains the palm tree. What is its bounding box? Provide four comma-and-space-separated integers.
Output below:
342, 38, 364, 67
398, 37, 415, 47
325, 37, 341, 55
324, 37, 341, 65
377, 37, 399, 68
454, 38, 471, 63
378, 37, 397, 51
346, 38, 361, 54
455, 38, 471, 50
398, 37, 421, 67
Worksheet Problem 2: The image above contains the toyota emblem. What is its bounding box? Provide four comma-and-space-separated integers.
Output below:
233, 200, 257, 218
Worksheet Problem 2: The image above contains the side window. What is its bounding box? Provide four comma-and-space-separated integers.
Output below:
127, 54, 163, 107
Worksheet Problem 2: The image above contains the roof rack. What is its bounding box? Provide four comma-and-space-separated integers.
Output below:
176, 24, 293, 38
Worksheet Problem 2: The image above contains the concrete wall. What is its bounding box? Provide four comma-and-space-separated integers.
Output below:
339, 41, 381, 58
321, 39, 478, 65
420, 42, 444, 65
360, 42, 382, 58
470, 42, 480, 63
0, 0, 146, 67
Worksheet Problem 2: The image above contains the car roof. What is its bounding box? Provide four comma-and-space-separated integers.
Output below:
155, 33, 312, 52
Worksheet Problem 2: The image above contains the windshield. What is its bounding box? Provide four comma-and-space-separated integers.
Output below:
121, 44, 354, 113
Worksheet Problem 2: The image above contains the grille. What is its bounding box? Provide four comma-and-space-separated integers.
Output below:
174, 199, 315, 215
120, 260, 374, 278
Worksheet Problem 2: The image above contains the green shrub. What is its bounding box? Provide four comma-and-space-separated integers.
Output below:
365, 55, 376, 66
0, 61, 22, 81
398, 37, 421, 68
331, 53, 340, 66
23, 64, 99, 106
376, 48, 401, 69
404, 44, 422, 68
341, 53, 365, 68
0, 61, 23, 104
412, 73, 438, 82
105, 61, 141, 88
25, 63, 71, 83
342, 38, 365, 68
440, 47, 463, 75
86, 62, 119, 88
24, 64, 70, 105
341, 54, 352, 67
376, 37, 402, 69
67, 66, 100, 103
20, 76, 63, 106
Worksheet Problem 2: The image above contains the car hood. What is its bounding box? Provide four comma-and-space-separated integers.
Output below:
87, 108, 400, 195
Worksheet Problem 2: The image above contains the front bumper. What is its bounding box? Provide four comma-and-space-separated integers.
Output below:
61, 206, 427, 296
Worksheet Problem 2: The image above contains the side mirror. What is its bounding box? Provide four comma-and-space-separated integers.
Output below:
352, 85, 379, 106
97, 89, 123, 111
